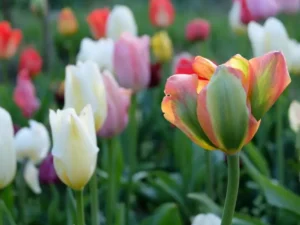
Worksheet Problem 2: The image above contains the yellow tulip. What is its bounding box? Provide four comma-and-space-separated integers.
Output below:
151, 31, 173, 63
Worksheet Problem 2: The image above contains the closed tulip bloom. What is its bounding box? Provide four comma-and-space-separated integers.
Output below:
13, 69, 40, 118
245, 0, 279, 23
149, 62, 162, 88
288, 101, 300, 133
106, 5, 137, 41
0, 107, 16, 189
64, 61, 107, 130
172, 52, 194, 74
77, 38, 114, 72
114, 33, 151, 91
39, 153, 59, 184
98, 71, 131, 137
162, 51, 290, 153
49, 105, 99, 190
15, 120, 50, 164
0, 21, 22, 59
87, 8, 110, 39
57, 8, 78, 36
151, 31, 173, 63
287, 39, 300, 74
19, 47, 43, 77
24, 161, 42, 194
277, 0, 300, 13
185, 19, 210, 42
228, 0, 247, 34
149, 0, 175, 28
192, 213, 221, 225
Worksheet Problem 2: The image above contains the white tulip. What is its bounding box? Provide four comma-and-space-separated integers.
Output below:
228, 0, 247, 34
24, 161, 41, 194
15, 120, 50, 164
64, 61, 107, 130
288, 100, 300, 133
49, 105, 99, 190
191, 213, 221, 225
288, 39, 300, 74
77, 38, 114, 72
0, 107, 16, 189
106, 5, 137, 41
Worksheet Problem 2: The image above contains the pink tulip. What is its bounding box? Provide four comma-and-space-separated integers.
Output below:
276, 0, 300, 13
185, 19, 210, 42
114, 33, 150, 92
98, 70, 131, 138
13, 69, 40, 118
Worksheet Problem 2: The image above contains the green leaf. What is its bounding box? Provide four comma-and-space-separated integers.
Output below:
241, 152, 300, 216
115, 203, 125, 225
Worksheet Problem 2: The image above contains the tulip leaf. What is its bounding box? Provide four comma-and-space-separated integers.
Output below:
140, 203, 183, 225
0, 200, 17, 225
115, 203, 126, 225
241, 153, 300, 216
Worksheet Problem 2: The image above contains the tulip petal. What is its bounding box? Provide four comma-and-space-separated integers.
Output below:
162, 74, 216, 150
288, 100, 300, 133
24, 161, 42, 194
197, 66, 249, 153
249, 51, 291, 120
192, 56, 216, 80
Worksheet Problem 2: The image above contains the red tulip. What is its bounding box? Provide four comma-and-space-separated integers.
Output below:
149, 0, 175, 28
57, 8, 78, 36
0, 21, 22, 59
172, 52, 194, 74
149, 62, 162, 88
185, 19, 210, 42
87, 8, 110, 39
13, 69, 40, 118
19, 47, 43, 77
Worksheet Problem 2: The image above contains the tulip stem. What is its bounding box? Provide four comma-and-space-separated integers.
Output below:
1, 60, 8, 83
126, 94, 137, 225
75, 190, 85, 225
0, 201, 2, 225
89, 173, 99, 225
276, 101, 284, 184
221, 153, 240, 225
17, 164, 27, 225
205, 151, 214, 199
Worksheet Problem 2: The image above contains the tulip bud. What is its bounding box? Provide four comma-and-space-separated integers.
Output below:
64, 61, 107, 131
13, 69, 40, 118
49, 105, 99, 190
19, 47, 43, 77
39, 153, 60, 184
87, 8, 110, 39
57, 8, 78, 36
114, 33, 151, 92
15, 120, 50, 164
172, 52, 194, 74
0, 107, 16, 189
149, 0, 175, 28
106, 5, 137, 41
77, 38, 114, 72
98, 71, 131, 137
151, 31, 173, 63
149, 62, 162, 88
0, 21, 22, 59
192, 213, 221, 225
288, 101, 300, 133
185, 19, 210, 42
24, 161, 42, 194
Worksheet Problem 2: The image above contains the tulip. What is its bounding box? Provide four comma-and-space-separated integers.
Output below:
106, 5, 137, 41
151, 31, 173, 63
39, 153, 59, 184
77, 37, 114, 72
114, 33, 151, 92
287, 39, 300, 74
228, 0, 247, 34
57, 8, 78, 36
15, 120, 50, 164
277, 0, 300, 13
98, 70, 131, 137
87, 8, 110, 39
0, 107, 16, 189
149, 0, 175, 28
0, 21, 22, 59
192, 213, 221, 225
161, 51, 290, 153
149, 62, 162, 88
185, 19, 210, 42
19, 47, 43, 77
172, 52, 194, 74
24, 161, 42, 194
49, 105, 99, 190
13, 69, 40, 118
288, 101, 300, 133
245, 0, 279, 23
64, 61, 107, 130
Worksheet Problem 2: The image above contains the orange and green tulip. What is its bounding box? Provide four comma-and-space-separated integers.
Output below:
162, 51, 291, 154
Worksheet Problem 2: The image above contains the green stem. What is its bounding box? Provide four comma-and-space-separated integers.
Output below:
75, 190, 85, 225
89, 173, 99, 225
276, 101, 284, 184
296, 130, 300, 182
0, 200, 2, 225
1, 60, 8, 83
0, 200, 17, 225
126, 94, 137, 225
17, 163, 27, 225
221, 153, 240, 225
107, 137, 118, 225
205, 151, 213, 199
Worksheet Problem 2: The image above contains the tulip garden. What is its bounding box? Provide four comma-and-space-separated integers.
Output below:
1, 0, 300, 224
